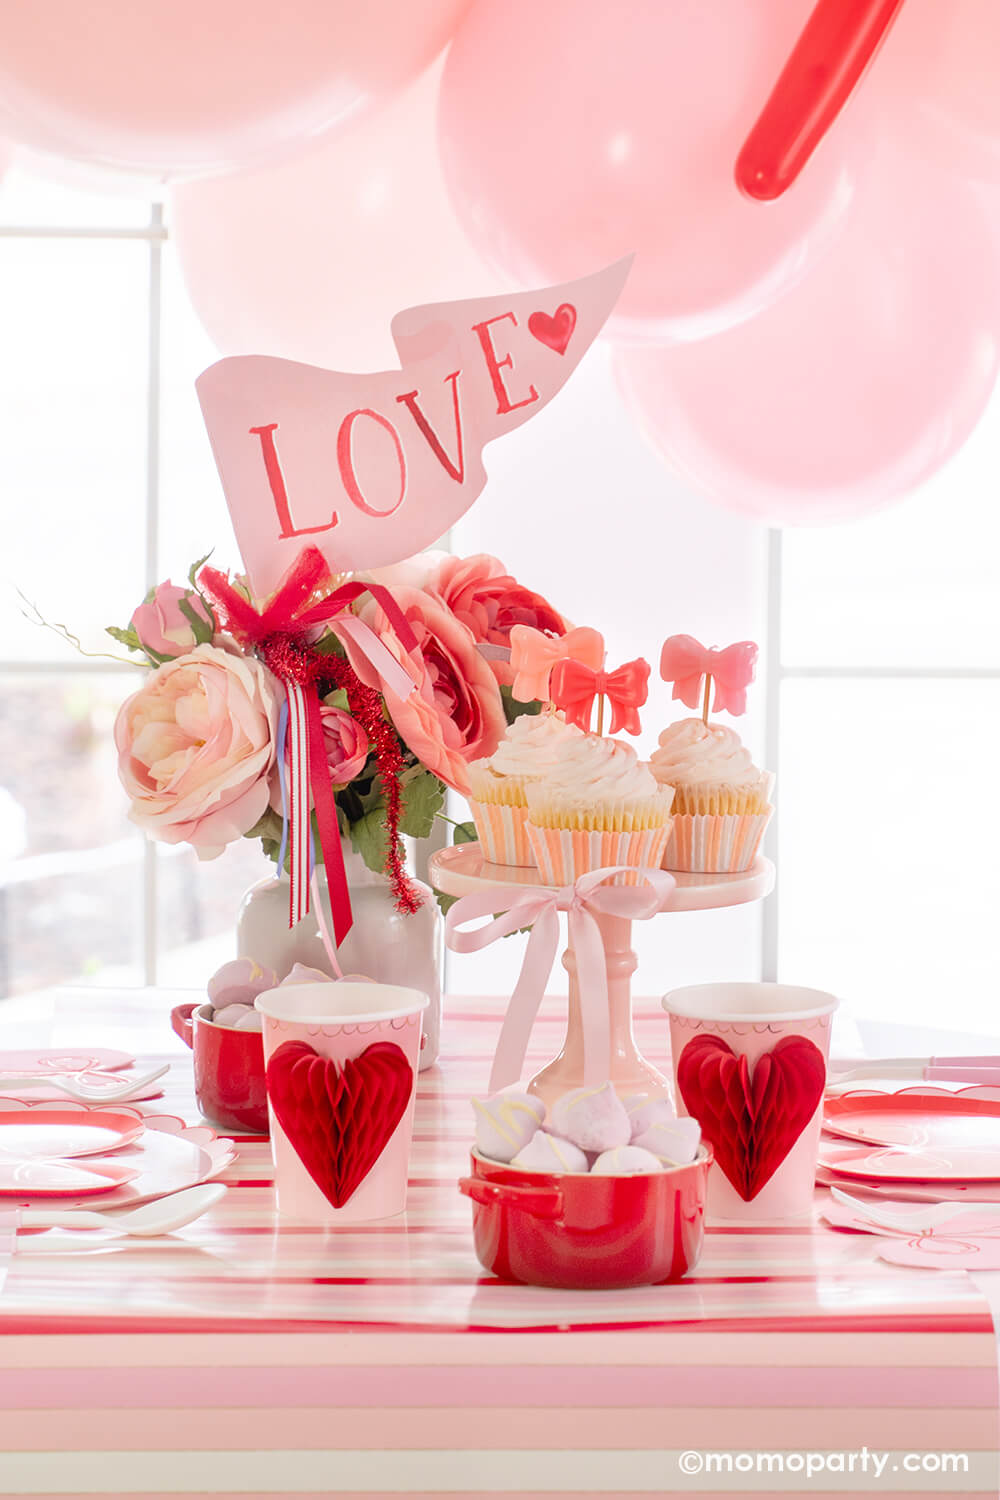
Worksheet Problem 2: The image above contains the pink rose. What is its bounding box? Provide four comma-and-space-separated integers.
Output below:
348, 586, 506, 794
114, 644, 279, 859
131, 582, 215, 660
269, 703, 369, 812
430, 554, 567, 687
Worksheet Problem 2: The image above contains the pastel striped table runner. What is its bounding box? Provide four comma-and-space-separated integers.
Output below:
0, 987, 994, 1495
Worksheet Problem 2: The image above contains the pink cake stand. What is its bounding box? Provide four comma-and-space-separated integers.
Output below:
429, 843, 775, 1106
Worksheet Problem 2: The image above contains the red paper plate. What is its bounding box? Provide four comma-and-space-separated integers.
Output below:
824, 1092, 1000, 1151
0, 1109, 145, 1159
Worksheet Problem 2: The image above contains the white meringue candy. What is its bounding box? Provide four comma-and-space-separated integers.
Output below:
624, 1093, 677, 1139
233, 1008, 263, 1031
632, 1118, 701, 1166
211, 1002, 257, 1028
549, 1082, 631, 1152
591, 1145, 665, 1175
207, 957, 279, 1009
511, 1131, 589, 1174
472, 1091, 545, 1163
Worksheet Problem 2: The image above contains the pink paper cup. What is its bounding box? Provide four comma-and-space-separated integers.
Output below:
662, 982, 838, 1223
255, 981, 428, 1225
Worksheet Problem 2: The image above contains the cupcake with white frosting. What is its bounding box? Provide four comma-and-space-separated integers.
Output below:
524, 734, 673, 884
466, 711, 584, 865
650, 719, 773, 873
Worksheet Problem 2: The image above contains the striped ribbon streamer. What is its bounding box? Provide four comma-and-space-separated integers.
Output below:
285, 681, 313, 929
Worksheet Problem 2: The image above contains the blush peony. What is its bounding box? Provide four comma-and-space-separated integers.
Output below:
114, 644, 279, 858
348, 586, 506, 794
430, 554, 567, 686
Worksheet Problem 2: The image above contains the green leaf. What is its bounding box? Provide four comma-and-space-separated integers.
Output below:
177, 595, 215, 645
105, 624, 145, 654
187, 551, 214, 590
322, 687, 351, 712
434, 889, 459, 920
349, 808, 393, 875
398, 771, 445, 840
312, 631, 346, 658
453, 820, 478, 845
501, 683, 543, 724
244, 808, 284, 844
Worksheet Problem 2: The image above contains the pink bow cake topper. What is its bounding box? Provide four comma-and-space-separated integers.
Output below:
660, 635, 759, 722
196, 257, 632, 600
509, 624, 605, 705
551, 656, 651, 737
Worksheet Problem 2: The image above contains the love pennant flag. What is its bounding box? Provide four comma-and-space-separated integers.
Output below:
196, 258, 632, 599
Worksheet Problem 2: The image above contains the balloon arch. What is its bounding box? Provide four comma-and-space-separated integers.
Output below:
0, 0, 998, 526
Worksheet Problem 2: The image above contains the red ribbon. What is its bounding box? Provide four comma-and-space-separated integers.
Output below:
550, 657, 650, 736
200, 547, 419, 945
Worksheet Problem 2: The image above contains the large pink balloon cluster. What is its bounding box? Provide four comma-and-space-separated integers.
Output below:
435, 0, 1000, 526
0, 0, 470, 177
2, 0, 997, 526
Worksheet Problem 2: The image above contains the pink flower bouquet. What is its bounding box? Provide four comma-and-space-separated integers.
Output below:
108, 551, 569, 900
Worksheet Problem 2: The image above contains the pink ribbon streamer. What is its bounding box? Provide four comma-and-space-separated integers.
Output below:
445, 865, 676, 1094
330, 613, 421, 704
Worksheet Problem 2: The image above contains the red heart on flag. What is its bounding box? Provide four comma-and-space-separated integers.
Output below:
266, 1039, 413, 1208
528, 302, 577, 355
676, 1033, 826, 1201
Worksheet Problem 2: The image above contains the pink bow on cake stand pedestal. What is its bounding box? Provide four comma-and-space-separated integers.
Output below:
429, 847, 774, 1107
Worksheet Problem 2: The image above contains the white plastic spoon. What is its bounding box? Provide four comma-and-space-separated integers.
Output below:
829, 1184, 1000, 1236
16, 1183, 226, 1236
0, 1063, 169, 1104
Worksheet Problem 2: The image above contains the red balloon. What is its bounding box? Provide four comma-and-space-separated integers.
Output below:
0, 0, 471, 179
614, 157, 1000, 526
439, 0, 869, 342
736, 0, 908, 200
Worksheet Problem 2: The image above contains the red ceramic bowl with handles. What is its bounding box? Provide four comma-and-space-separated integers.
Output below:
459, 1146, 711, 1290
171, 1001, 268, 1134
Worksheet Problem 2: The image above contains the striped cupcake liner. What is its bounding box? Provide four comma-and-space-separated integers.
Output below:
525, 822, 672, 886
664, 809, 773, 874
469, 800, 536, 868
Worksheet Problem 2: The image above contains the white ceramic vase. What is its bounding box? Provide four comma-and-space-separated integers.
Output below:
236, 847, 442, 1070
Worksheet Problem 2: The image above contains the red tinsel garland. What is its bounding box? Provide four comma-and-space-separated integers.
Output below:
315, 651, 422, 917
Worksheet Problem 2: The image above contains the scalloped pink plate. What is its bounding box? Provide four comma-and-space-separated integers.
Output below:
0, 1158, 138, 1196
824, 1093, 1000, 1151
0, 1101, 236, 1208
0, 1109, 145, 1159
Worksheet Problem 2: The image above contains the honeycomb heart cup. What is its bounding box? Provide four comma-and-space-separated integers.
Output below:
255, 982, 428, 1224
663, 982, 838, 1223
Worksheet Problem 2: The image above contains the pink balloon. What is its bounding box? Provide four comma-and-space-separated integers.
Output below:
614, 157, 1000, 526
873, 0, 1000, 182
0, 0, 470, 178
438, 0, 867, 342
171, 65, 498, 372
